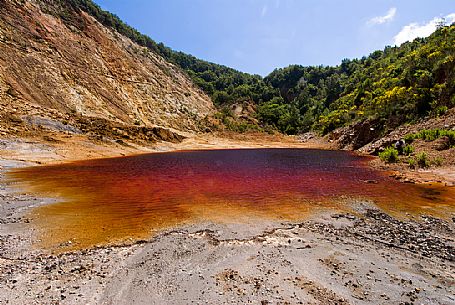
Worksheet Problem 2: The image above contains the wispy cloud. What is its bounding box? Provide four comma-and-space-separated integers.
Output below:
393, 13, 455, 45
261, 5, 268, 17
368, 7, 397, 25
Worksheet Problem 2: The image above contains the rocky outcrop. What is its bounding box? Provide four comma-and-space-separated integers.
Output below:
0, 0, 214, 141
328, 119, 383, 150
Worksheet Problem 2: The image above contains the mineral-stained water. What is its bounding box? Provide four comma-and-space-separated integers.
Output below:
10, 148, 455, 251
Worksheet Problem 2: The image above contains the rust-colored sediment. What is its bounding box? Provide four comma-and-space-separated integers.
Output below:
10, 148, 455, 252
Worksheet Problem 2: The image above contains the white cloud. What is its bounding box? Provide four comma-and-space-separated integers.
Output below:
393, 13, 455, 45
261, 5, 268, 17
368, 7, 397, 25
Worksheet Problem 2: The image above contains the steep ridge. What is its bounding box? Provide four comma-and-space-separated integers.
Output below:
0, 0, 214, 143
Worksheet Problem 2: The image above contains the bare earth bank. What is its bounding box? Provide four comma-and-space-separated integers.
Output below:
0, 135, 454, 305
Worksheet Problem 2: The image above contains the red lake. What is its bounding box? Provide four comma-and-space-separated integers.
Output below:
10, 148, 455, 251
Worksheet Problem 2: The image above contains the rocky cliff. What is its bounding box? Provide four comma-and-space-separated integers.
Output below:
0, 0, 214, 143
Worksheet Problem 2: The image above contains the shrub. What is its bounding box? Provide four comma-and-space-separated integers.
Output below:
419, 129, 440, 141
416, 152, 430, 168
447, 131, 455, 147
379, 147, 399, 163
433, 157, 443, 166
434, 106, 448, 117
404, 133, 416, 143
403, 129, 455, 147
402, 144, 414, 156
408, 158, 416, 169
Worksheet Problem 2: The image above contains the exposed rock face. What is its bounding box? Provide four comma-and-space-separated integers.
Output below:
328, 119, 383, 150
0, 0, 214, 140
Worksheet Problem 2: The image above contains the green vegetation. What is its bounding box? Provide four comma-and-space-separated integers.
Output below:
264, 24, 455, 134
409, 153, 444, 169
402, 144, 415, 156
404, 129, 455, 146
408, 158, 416, 169
256, 98, 302, 134
46, 0, 455, 135
415, 152, 430, 168
433, 157, 443, 166
379, 147, 399, 163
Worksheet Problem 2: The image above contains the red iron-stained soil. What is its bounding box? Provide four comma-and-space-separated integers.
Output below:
10, 149, 455, 251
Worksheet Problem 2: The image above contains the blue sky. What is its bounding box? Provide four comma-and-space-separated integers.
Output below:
93, 0, 454, 76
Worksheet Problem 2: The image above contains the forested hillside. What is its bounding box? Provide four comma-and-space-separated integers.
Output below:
48, 0, 455, 136
264, 25, 455, 134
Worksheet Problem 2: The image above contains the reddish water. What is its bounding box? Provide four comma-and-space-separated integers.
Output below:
10, 148, 455, 251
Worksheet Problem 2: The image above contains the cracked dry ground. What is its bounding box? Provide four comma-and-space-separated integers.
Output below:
1, 200, 454, 305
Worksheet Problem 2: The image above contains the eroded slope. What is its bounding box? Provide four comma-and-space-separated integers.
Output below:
0, 0, 214, 142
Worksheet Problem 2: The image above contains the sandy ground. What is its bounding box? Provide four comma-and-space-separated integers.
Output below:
1, 134, 454, 304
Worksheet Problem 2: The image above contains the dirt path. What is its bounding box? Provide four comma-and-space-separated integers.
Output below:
1, 135, 454, 304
